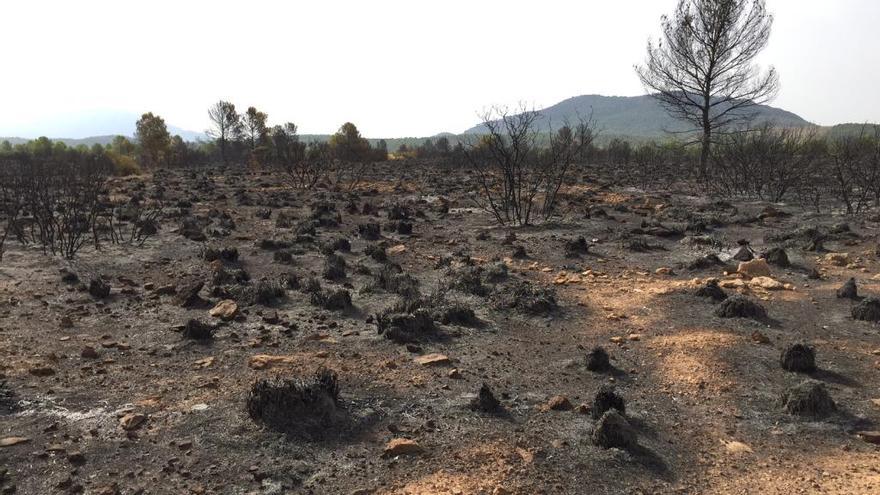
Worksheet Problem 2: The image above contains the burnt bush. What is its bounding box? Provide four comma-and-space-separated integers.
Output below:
246, 368, 342, 436
695, 279, 727, 301
470, 383, 502, 413
714, 295, 767, 320
781, 380, 836, 418
182, 319, 216, 340
358, 222, 381, 240
375, 308, 434, 343
492, 281, 557, 315
322, 253, 347, 281
369, 264, 420, 299
310, 287, 353, 311
836, 278, 858, 300
591, 385, 626, 420
592, 410, 637, 450
88, 278, 111, 298
585, 346, 611, 372
564, 236, 590, 258
780, 343, 816, 373
201, 246, 239, 263
852, 297, 880, 322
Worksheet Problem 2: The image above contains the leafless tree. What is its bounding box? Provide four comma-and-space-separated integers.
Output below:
207, 100, 242, 166
635, 0, 779, 177
462, 105, 594, 226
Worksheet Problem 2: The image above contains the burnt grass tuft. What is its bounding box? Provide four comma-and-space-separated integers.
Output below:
695, 279, 727, 302
246, 368, 342, 437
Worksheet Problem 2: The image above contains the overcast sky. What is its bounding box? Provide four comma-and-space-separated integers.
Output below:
1, 0, 878, 138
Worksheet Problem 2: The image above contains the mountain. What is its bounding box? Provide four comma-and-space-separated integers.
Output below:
463, 94, 812, 138
0, 109, 206, 143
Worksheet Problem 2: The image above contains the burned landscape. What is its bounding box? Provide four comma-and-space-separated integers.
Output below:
3, 0, 880, 493
0, 156, 879, 494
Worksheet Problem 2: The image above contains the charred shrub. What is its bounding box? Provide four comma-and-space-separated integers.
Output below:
781, 380, 836, 418
695, 279, 727, 302
369, 264, 420, 299
470, 383, 502, 413
387, 203, 410, 221
364, 243, 388, 262
246, 368, 342, 436
201, 246, 239, 262
836, 278, 858, 300
358, 222, 381, 240
564, 236, 590, 258
852, 297, 880, 322
322, 253, 347, 281
376, 308, 434, 344
253, 278, 286, 305
763, 247, 790, 267
311, 287, 353, 311
714, 295, 767, 320
183, 319, 216, 340
591, 385, 625, 420
88, 278, 111, 298
592, 410, 637, 449
780, 343, 816, 373
585, 347, 611, 372
492, 281, 557, 315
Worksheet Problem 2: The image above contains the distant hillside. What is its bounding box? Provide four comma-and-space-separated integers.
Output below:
0, 109, 205, 143
463, 94, 812, 137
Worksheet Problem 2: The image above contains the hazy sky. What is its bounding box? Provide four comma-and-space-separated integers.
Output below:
1, 0, 878, 138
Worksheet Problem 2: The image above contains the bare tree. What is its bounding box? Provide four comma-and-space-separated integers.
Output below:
635, 0, 779, 177
462, 105, 595, 226
207, 101, 242, 165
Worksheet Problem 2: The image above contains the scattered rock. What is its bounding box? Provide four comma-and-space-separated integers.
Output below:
414, 353, 450, 366
737, 259, 771, 278
209, 299, 238, 320
824, 252, 849, 266
382, 438, 423, 457
119, 413, 147, 431
541, 395, 573, 412
0, 437, 30, 447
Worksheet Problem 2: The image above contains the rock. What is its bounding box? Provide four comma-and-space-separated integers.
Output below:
382, 438, 423, 457
824, 252, 849, 266
591, 410, 636, 449
749, 276, 785, 290
414, 353, 450, 366
724, 440, 753, 454
175, 279, 205, 307
248, 354, 297, 369
119, 413, 147, 431
81, 346, 99, 359
655, 267, 673, 276
852, 297, 880, 322
0, 437, 30, 447
836, 278, 858, 300
209, 299, 238, 320
737, 259, 771, 278
542, 395, 573, 412
386, 244, 407, 255
751, 331, 770, 344
447, 368, 462, 379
